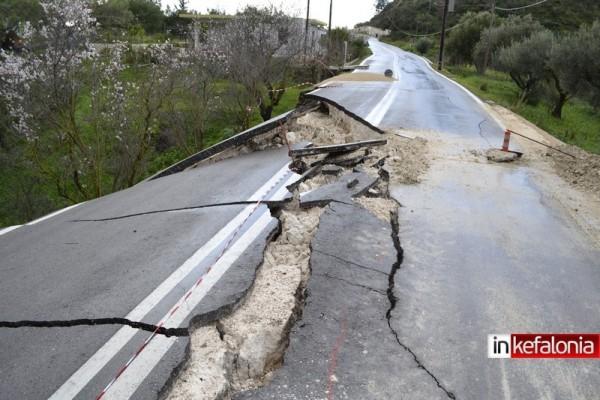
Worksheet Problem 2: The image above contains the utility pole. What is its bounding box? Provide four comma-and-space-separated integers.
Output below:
304, 0, 311, 57
327, 0, 333, 63
437, 0, 450, 71
482, 0, 496, 73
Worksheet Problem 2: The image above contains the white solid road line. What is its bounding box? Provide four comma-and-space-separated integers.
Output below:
49, 163, 292, 400
365, 84, 397, 127
365, 39, 505, 132
0, 225, 22, 236
26, 203, 82, 226
105, 212, 274, 399
0, 203, 83, 237
411, 49, 507, 131
364, 40, 402, 127
271, 171, 302, 201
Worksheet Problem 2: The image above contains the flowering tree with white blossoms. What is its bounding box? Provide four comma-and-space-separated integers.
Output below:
161, 30, 224, 155
0, 0, 205, 200
0, 0, 124, 201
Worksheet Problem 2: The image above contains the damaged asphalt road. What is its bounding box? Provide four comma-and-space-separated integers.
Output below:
3, 34, 600, 400
234, 201, 451, 400
0, 147, 298, 400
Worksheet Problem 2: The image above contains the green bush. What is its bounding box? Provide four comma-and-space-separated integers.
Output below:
496, 30, 554, 105
474, 15, 544, 74
415, 38, 432, 55
446, 11, 496, 65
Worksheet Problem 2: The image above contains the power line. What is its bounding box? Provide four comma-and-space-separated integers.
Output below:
392, 22, 464, 38
379, 0, 551, 37
496, 0, 551, 11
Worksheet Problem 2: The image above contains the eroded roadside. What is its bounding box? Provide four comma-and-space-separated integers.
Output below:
164, 103, 432, 400
484, 103, 600, 247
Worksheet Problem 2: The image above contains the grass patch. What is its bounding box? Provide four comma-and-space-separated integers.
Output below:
445, 65, 600, 154
354, 46, 373, 65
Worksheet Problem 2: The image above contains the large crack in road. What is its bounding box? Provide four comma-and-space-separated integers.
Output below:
0, 318, 187, 337
386, 210, 457, 400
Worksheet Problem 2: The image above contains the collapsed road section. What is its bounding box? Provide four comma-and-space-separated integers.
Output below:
165, 101, 437, 399
0, 96, 432, 400
233, 200, 451, 400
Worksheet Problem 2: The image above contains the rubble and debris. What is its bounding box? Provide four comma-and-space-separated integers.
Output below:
289, 139, 387, 157
167, 100, 431, 400
346, 178, 359, 189
550, 144, 600, 199
367, 188, 381, 197
486, 149, 521, 163
321, 165, 343, 176
318, 150, 367, 168
300, 172, 379, 208
290, 107, 430, 184
168, 204, 323, 400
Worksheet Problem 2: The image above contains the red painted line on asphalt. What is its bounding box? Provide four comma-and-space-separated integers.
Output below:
326, 312, 348, 400
96, 170, 289, 399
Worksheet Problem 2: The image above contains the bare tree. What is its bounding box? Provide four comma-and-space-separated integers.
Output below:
213, 6, 303, 124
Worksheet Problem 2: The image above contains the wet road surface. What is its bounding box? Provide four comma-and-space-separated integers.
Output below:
0, 148, 298, 399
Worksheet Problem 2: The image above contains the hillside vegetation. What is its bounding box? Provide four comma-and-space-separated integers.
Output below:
371, 0, 600, 36
0, 0, 322, 227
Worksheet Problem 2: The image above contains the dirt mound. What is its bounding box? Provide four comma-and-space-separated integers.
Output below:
321, 72, 396, 84
486, 149, 520, 163
372, 134, 429, 184
550, 145, 600, 199
292, 108, 430, 185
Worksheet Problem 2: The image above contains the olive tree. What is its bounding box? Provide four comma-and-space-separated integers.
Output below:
552, 21, 600, 109
496, 30, 554, 106
415, 37, 432, 55
446, 11, 496, 66
474, 14, 544, 74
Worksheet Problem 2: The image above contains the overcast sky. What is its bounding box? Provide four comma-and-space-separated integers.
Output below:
162, 0, 377, 28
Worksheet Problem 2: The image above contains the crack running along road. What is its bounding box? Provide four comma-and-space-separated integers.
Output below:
0, 318, 187, 337
0, 147, 300, 400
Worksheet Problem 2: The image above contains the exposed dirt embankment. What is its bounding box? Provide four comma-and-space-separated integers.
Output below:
550, 145, 600, 198
168, 204, 322, 400
486, 103, 600, 200
320, 72, 396, 85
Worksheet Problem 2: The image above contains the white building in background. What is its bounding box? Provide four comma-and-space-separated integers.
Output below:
185, 14, 327, 59
278, 18, 327, 58
354, 25, 390, 38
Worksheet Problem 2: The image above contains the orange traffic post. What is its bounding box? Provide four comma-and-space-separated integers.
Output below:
501, 129, 512, 152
